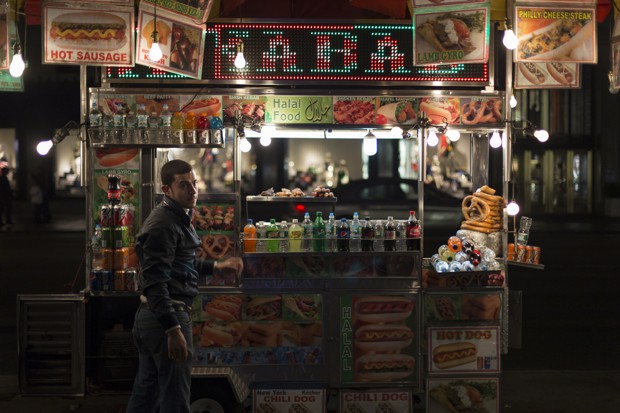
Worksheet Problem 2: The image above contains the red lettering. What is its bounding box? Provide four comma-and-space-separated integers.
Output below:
261, 34, 300, 72
370, 35, 405, 72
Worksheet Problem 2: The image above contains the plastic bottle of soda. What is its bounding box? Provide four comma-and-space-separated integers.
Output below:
325, 212, 336, 252
183, 111, 197, 144
406, 210, 421, 251
350, 212, 361, 252
288, 219, 303, 252
266, 219, 280, 252
313, 211, 326, 252
196, 113, 210, 144
337, 218, 350, 252
89, 102, 103, 143
171, 111, 184, 144
243, 218, 257, 253
383, 216, 397, 251
361, 216, 374, 251
373, 219, 384, 252
301, 212, 314, 252
160, 103, 173, 143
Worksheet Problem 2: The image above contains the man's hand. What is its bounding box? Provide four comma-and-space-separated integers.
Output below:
167, 328, 188, 362
214, 257, 244, 278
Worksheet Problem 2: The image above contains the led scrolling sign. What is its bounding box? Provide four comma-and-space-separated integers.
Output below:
107, 23, 488, 83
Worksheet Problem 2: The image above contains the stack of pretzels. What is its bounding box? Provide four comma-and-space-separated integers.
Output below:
460, 185, 505, 234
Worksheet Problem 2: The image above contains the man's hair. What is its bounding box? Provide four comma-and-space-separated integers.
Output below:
161, 160, 192, 186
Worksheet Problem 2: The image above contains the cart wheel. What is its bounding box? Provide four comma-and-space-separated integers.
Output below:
189, 397, 226, 413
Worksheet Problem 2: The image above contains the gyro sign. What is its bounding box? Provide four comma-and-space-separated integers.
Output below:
43, 3, 134, 66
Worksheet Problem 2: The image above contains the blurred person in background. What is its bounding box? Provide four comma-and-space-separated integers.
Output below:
0, 164, 13, 229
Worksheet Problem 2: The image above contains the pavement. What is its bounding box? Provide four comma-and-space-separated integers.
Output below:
2, 196, 620, 412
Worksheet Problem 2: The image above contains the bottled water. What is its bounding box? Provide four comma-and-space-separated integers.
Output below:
256, 221, 267, 253
112, 105, 125, 142
396, 220, 407, 251
103, 112, 114, 143
373, 220, 384, 252
325, 212, 336, 252
148, 112, 160, 143
88, 102, 103, 143
517, 216, 533, 246
160, 104, 173, 143
125, 111, 137, 143
91, 224, 103, 269
350, 212, 361, 252
301, 212, 313, 252
136, 104, 149, 143
279, 220, 289, 252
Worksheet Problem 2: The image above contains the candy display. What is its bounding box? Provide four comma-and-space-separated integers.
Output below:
431, 234, 502, 277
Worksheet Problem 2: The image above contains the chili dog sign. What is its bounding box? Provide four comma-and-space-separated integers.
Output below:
43, 3, 134, 66
428, 326, 499, 374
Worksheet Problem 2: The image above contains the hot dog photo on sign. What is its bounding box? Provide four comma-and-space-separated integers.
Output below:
515, 6, 597, 63
351, 295, 416, 383
515, 62, 580, 89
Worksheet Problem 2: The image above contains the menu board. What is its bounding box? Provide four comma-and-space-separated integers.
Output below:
339, 389, 413, 413
514, 62, 581, 89
428, 326, 500, 373
427, 378, 499, 413
253, 389, 326, 413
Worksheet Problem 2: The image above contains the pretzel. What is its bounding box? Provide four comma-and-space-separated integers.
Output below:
462, 195, 490, 222
478, 185, 496, 195
473, 191, 504, 204
460, 223, 493, 233
201, 234, 233, 259
461, 101, 487, 125
462, 220, 501, 229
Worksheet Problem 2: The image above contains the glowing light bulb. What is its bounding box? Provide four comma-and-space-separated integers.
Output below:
148, 41, 163, 62
503, 29, 518, 50
509, 94, 517, 108
534, 129, 549, 142
363, 130, 377, 156
36, 140, 53, 156
490, 131, 502, 148
9, 52, 25, 77
446, 129, 461, 142
239, 136, 252, 152
260, 135, 272, 146
234, 40, 246, 69
390, 126, 403, 137
506, 200, 520, 216
427, 130, 439, 147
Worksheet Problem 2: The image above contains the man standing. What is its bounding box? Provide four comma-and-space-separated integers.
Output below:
0, 165, 13, 228
126, 160, 243, 413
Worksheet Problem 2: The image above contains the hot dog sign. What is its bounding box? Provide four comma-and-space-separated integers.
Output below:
428, 326, 500, 374
43, 4, 134, 66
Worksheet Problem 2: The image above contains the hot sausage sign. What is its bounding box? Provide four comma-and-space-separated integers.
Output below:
43, 4, 134, 66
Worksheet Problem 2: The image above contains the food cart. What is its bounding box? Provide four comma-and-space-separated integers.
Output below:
17, 10, 539, 413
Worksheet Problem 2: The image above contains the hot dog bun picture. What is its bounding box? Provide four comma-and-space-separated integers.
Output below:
354, 323, 414, 353
354, 353, 415, 382
354, 296, 414, 323
200, 322, 242, 347
95, 148, 139, 168
546, 62, 576, 85
518, 62, 547, 85
244, 295, 282, 321
50, 12, 128, 51
181, 97, 222, 117
517, 14, 594, 61
419, 98, 460, 125
203, 297, 241, 321
432, 342, 477, 369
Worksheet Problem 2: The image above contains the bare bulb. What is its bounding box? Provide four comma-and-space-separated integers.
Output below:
446, 129, 461, 142
363, 136, 377, 156
427, 130, 439, 147
239, 136, 252, 152
506, 201, 520, 216
234, 52, 246, 69
534, 129, 549, 142
9, 52, 25, 77
490, 131, 502, 148
503, 29, 518, 50
509, 94, 517, 108
260, 135, 272, 146
36, 140, 53, 156
148, 42, 163, 62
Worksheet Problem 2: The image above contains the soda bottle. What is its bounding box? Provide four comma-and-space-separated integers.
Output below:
112, 104, 126, 142
256, 220, 267, 253
209, 116, 224, 145
148, 112, 160, 143
350, 212, 361, 252
124, 111, 137, 143
313, 211, 326, 252
160, 103, 173, 143
325, 212, 336, 252
171, 111, 184, 144
361, 216, 374, 251
266, 219, 280, 252
89, 102, 103, 143
243, 218, 257, 253
136, 104, 149, 143
279, 220, 289, 252
301, 212, 313, 252
517, 216, 532, 246
107, 174, 121, 205
337, 218, 350, 252
383, 216, 397, 251
288, 219, 303, 252
196, 113, 210, 144
406, 210, 421, 251
91, 224, 103, 269
373, 220, 384, 252
183, 111, 197, 144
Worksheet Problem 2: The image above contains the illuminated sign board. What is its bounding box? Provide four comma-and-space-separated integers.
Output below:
107, 22, 488, 84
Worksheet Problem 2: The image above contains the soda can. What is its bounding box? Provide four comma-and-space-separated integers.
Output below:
516, 245, 527, 262
477, 356, 483, 369
114, 270, 125, 292
507, 243, 515, 261
114, 247, 130, 270
100, 204, 114, 227
119, 204, 135, 228
102, 248, 114, 270
531, 246, 541, 264
100, 270, 113, 292
125, 269, 138, 292
113, 226, 129, 248
525, 246, 534, 263
90, 269, 103, 293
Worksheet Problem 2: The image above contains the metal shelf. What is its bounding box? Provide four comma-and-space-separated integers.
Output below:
246, 196, 337, 203
507, 260, 545, 270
